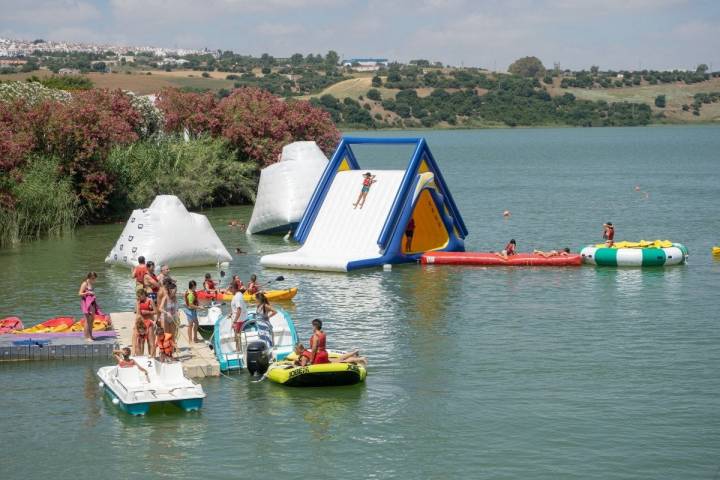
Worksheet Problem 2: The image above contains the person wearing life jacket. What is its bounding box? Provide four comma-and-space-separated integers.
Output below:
353, 172, 377, 209
136, 290, 156, 356
230, 274, 245, 293
293, 343, 314, 366
183, 280, 202, 343
309, 318, 330, 365
246, 274, 259, 296
154, 326, 175, 362
113, 347, 150, 381
132, 256, 148, 297
203, 273, 217, 294
497, 239, 517, 259
603, 222, 615, 247
143, 261, 161, 304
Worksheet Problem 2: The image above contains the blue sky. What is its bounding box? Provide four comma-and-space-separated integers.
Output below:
0, 0, 718, 71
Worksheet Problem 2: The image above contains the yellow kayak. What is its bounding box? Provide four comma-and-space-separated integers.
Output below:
209, 287, 298, 303
713, 246, 720, 256
267, 351, 367, 387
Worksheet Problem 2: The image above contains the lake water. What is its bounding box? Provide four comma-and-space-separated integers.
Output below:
2, 126, 719, 479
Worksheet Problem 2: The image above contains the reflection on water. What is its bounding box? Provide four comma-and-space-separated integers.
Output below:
83, 367, 101, 428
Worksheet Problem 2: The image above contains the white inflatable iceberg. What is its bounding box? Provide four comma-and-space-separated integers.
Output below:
247, 141, 328, 235
105, 195, 232, 268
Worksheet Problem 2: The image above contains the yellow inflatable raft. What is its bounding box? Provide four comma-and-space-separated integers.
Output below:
267, 351, 367, 387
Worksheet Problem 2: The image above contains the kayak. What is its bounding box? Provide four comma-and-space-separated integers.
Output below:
69, 315, 111, 332
267, 351, 367, 387
420, 251, 583, 266
197, 288, 298, 303
15, 316, 75, 334
581, 241, 688, 267
0, 317, 24, 334
713, 246, 720, 256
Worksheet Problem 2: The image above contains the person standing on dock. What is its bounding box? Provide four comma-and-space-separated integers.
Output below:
79, 272, 102, 342
183, 280, 202, 343
132, 256, 147, 297
136, 290, 156, 356
229, 282, 247, 353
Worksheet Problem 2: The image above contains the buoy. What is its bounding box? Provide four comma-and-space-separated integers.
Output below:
383, 264, 392, 271
503, 210, 511, 217
112, 398, 120, 405
634, 185, 641, 191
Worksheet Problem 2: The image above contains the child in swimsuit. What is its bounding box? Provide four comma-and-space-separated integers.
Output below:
353, 172, 377, 209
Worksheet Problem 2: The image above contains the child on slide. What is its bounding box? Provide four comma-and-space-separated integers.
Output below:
353, 172, 377, 209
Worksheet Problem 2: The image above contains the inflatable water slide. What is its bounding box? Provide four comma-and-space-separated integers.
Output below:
260, 137, 467, 272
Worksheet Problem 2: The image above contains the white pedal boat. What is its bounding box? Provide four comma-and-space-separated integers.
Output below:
97, 357, 205, 416
212, 306, 298, 374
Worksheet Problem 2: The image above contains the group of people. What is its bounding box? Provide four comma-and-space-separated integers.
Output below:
292, 319, 367, 367
128, 256, 269, 364
496, 222, 616, 258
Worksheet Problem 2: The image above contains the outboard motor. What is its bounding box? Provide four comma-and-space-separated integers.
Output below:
246, 341, 271, 376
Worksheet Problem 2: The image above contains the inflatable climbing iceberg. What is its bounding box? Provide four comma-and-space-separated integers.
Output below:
105, 195, 232, 268
247, 141, 328, 235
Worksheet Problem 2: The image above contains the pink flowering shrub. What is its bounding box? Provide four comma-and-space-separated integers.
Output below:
156, 88, 220, 137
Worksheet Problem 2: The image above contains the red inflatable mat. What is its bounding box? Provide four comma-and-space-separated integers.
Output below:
420, 251, 583, 266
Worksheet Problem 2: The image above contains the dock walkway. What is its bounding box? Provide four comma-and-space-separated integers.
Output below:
1, 312, 219, 379
112, 312, 219, 378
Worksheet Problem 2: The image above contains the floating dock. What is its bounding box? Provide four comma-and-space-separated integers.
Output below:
0, 312, 219, 379
111, 312, 219, 378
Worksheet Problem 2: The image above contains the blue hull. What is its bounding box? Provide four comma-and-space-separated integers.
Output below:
103, 386, 202, 416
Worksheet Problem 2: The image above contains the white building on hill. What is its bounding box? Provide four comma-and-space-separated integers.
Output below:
342, 58, 388, 72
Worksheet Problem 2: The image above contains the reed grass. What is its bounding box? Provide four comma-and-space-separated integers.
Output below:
0, 156, 80, 247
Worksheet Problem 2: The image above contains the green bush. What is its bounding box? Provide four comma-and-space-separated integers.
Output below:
107, 136, 257, 211
654, 95, 666, 108
0, 156, 80, 247
367, 88, 381, 101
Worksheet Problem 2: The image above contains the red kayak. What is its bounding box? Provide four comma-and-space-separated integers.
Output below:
0, 316, 24, 333
420, 251, 583, 266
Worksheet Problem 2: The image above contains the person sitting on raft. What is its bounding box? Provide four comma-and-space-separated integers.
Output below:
203, 273, 218, 294
246, 274, 260, 296
113, 347, 150, 381
603, 222, 615, 247
292, 342, 367, 367
497, 239, 517, 259
533, 247, 571, 258
154, 325, 175, 363
229, 274, 245, 293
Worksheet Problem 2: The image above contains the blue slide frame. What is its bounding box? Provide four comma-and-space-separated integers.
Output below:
294, 137, 468, 249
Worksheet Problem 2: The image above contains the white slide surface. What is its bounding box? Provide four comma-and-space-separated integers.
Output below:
261, 170, 405, 271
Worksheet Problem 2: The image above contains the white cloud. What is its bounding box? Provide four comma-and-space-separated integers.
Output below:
254, 23, 306, 36
1, 0, 100, 25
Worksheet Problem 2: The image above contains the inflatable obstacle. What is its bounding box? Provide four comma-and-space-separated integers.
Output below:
247, 141, 329, 235
421, 251, 583, 266
260, 137, 467, 271
581, 240, 688, 266
105, 195, 232, 268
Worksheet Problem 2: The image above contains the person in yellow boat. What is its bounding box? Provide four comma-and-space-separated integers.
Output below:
292, 343, 367, 367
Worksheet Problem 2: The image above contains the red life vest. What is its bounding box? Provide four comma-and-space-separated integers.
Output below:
147, 272, 159, 293
156, 333, 174, 356
133, 265, 147, 284
505, 242, 516, 255
138, 298, 153, 317
204, 279, 216, 290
